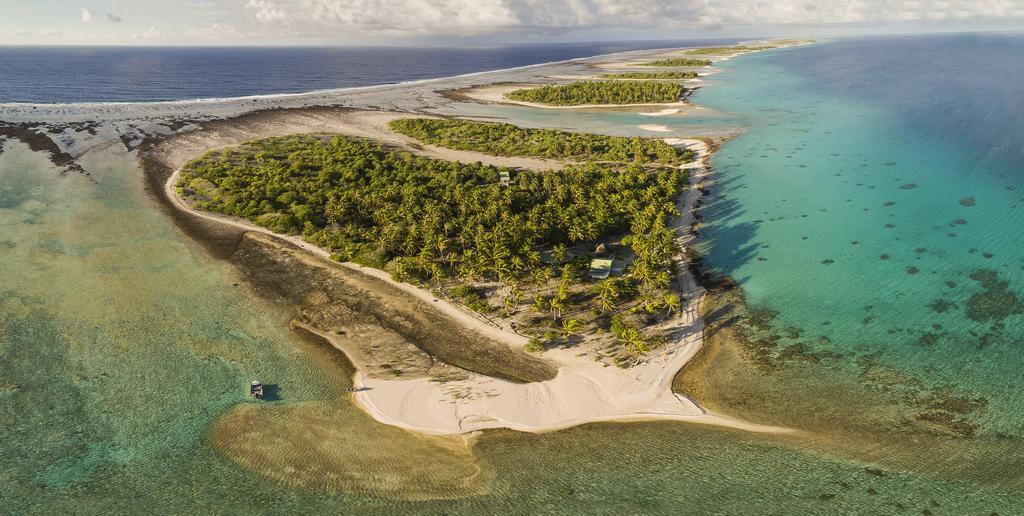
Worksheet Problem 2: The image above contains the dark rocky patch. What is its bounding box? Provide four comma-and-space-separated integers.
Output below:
906, 267, 919, 275
0, 123, 89, 179
959, 197, 976, 207
966, 269, 1023, 322
899, 183, 918, 190
821, 259, 834, 265
745, 307, 779, 331
915, 411, 979, 438
978, 332, 1000, 349
928, 299, 957, 313
917, 332, 940, 347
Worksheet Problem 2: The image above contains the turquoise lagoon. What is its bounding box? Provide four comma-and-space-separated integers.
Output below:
694, 35, 1024, 436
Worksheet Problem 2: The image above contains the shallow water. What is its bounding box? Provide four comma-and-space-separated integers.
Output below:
696, 34, 1024, 436
4, 35, 1024, 513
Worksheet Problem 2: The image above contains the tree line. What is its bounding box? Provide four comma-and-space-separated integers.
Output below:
505, 81, 686, 106
684, 45, 775, 55
388, 118, 693, 166
178, 134, 685, 292
600, 71, 698, 80
639, 58, 712, 67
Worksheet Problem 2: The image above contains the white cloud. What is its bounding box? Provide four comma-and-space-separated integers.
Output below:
221, 0, 1024, 38
135, 26, 163, 39
246, 0, 289, 24
82, 7, 123, 23
186, 22, 245, 40
40, 28, 63, 37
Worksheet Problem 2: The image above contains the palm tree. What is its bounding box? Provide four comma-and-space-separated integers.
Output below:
592, 279, 619, 313
568, 224, 585, 243
552, 243, 567, 263
531, 267, 553, 286
549, 296, 566, 321
562, 318, 584, 339
663, 293, 682, 316
532, 295, 548, 314
642, 294, 664, 314
504, 287, 522, 316
619, 328, 649, 364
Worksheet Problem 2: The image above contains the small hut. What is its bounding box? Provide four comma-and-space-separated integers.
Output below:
589, 258, 613, 280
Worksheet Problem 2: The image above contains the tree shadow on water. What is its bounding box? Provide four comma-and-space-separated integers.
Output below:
698, 197, 761, 284
702, 301, 744, 339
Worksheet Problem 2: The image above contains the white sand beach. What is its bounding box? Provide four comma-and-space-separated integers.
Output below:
639, 124, 674, 132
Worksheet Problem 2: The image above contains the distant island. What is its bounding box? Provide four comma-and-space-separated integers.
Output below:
600, 71, 700, 79
637, 57, 713, 67
505, 80, 687, 106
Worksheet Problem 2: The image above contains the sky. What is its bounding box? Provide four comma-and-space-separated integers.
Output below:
1, 0, 1023, 46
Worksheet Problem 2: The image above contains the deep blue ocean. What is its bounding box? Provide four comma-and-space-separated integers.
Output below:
0, 40, 740, 104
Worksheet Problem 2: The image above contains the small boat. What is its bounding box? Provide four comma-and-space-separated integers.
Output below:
250, 380, 264, 398
345, 387, 360, 393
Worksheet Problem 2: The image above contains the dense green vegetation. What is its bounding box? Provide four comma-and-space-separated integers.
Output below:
388, 118, 693, 166
505, 81, 685, 106
178, 134, 684, 294
684, 45, 774, 55
600, 71, 698, 80
639, 58, 712, 67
